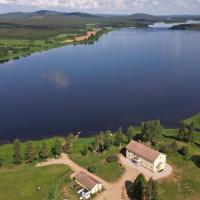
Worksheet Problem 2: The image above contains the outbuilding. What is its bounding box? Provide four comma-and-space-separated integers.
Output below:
74, 171, 102, 198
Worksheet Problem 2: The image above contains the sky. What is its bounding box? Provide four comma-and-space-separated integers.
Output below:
0, 0, 200, 15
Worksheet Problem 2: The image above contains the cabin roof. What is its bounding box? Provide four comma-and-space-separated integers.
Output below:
74, 171, 100, 190
126, 140, 161, 162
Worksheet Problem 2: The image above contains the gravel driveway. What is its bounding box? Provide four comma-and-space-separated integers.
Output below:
37, 153, 172, 200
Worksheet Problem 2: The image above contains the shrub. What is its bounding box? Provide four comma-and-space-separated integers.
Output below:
106, 155, 118, 163
88, 165, 97, 173
169, 141, 179, 153
159, 145, 170, 154
181, 146, 189, 157
0, 158, 3, 167
191, 155, 200, 168
81, 146, 88, 156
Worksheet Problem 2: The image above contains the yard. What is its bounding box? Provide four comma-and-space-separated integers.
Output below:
69, 137, 125, 182
157, 129, 200, 200
0, 165, 78, 200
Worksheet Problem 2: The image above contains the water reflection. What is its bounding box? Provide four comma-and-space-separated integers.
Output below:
42, 71, 69, 89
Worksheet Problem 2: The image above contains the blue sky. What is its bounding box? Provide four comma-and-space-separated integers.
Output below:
0, 0, 200, 15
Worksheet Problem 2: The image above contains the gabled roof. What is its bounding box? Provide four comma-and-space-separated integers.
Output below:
126, 140, 161, 162
74, 171, 100, 190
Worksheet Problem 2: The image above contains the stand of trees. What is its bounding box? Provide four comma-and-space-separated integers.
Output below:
129, 173, 158, 200
177, 122, 195, 143
141, 120, 162, 143
11, 138, 66, 165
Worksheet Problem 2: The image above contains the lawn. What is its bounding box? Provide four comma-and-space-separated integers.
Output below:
157, 129, 200, 200
69, 137, 125, 182
0, 137, 64, 166
183, 113, 200, 129
0, 165, 77, 200
0, 39, 61, 62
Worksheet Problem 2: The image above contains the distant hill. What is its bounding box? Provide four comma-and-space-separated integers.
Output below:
0, 10, 200, 39
0, 10, 101, 20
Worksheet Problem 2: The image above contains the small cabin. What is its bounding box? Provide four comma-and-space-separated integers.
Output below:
74, 171, 102, 198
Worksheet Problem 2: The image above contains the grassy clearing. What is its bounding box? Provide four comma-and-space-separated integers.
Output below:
0, 137, 64, 166
0, 165, 76, 200
0, 39, 61, 62
183, 113, 200, 129
69, 137, 125, 182
157, 129, 200, 200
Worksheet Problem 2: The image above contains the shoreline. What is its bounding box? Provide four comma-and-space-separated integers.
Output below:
0, 29, 109, 64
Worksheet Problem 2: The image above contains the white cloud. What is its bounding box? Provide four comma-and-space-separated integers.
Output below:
42, 71, 69, 89
0, 0, 200, 14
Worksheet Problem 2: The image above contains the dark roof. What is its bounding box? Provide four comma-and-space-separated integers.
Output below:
74, 171, 100, 190
127, 140, 161, 162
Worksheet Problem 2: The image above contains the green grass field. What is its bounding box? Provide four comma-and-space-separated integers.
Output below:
157, 129, 200, 200
69, 137, 125, 182
0, 39, 62, 62
0, 165, 77, 200
183, 113, 200, 129
0, 137, 64, 166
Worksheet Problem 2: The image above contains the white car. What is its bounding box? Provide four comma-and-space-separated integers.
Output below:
77, 188, 84, 194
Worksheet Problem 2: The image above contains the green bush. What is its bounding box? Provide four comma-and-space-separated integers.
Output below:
87, 165, 97, 173
0, 158, 3, 167
159, 145, 170, 154
81, 146, 88, 156
181, 146, 189, 157
106, 155, 118, 163
169, 141, 179, 153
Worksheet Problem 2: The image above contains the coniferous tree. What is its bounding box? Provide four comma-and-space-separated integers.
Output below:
99, 131, 105, 152
103, 130, 114, 150
13, 139, 22, 165
177, 122, 188, 141
63, 133, 75, 154
131, 173, 147, 200
92, 135, 101, 154
127, 126, 135, 142
187, 122, 194, 143
52, 138, 62, 156
114, 127, 126, 147
39, 143, 48, 160
146, 178, 158, 200
25, 142, 36, 163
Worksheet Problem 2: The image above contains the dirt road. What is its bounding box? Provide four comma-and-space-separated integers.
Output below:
37, 153, 172, 200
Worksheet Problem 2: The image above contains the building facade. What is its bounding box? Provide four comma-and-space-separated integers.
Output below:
126, 140, 166, 172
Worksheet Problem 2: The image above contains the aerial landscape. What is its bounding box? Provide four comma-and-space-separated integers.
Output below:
0, 1, 200, 200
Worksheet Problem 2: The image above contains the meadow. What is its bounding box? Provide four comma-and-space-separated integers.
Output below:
0, 125, 200, 199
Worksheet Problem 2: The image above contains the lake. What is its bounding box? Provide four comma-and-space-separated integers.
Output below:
0, 28, 200, 141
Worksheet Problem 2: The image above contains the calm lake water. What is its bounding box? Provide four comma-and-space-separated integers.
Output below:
0, 28, 200, 141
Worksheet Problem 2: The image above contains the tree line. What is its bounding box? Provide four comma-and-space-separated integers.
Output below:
0, 118, 197, 167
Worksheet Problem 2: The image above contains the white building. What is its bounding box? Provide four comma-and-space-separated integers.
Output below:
126, 140, 166, 172
74, 171, 102, 198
